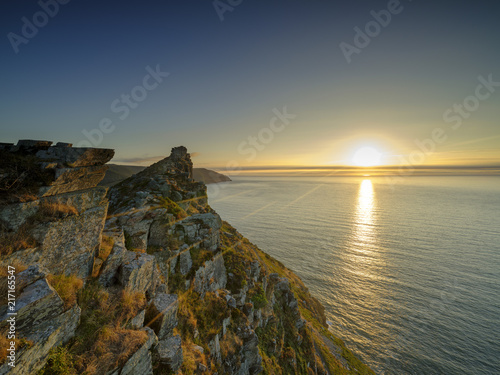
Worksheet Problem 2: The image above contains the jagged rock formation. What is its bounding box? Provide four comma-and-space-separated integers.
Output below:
0, 140, 114, 374
99, 164, 231, 187
0, 141, 374, 375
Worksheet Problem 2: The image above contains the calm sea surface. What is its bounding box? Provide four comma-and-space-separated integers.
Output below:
208, 176, 500, 375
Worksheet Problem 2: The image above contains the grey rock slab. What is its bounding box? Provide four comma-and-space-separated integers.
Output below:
156, 335, 183, 372
145, 293, 178, 340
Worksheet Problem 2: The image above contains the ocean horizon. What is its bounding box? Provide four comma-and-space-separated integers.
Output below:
208, 175, 500, 375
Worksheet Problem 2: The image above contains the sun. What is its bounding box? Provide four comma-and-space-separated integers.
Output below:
352, 147, 382, 167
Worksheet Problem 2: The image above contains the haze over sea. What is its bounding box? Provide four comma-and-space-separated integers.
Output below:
208, 176, 500, 375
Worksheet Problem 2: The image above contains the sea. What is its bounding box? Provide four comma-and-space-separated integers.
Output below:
207, 176, 500, 375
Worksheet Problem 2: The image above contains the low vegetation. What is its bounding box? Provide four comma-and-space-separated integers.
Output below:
47, 274, 84, 310
0, 201, 78, 256
0, 151, 54, 204
38, 281, 147, 375
159, 196, 187, 220
98, 235, 115, 261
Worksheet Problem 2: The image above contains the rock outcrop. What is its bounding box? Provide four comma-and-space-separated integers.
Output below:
0, 141, 374, 375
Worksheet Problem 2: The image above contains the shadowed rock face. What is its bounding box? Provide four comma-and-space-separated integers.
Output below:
0, 142, 374, 375
0, 139, 114, 202
0, 140, 113, 374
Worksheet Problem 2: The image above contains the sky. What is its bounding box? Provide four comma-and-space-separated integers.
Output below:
1, 0, 499, 171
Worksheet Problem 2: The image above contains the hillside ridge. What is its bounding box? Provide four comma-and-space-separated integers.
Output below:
0, 140, 373, 375
100, 165, 231, 187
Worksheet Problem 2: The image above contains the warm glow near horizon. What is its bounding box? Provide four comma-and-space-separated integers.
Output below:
351, 147, 383, 167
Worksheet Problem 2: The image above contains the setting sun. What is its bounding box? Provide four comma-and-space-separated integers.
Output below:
352, 147, 382, 167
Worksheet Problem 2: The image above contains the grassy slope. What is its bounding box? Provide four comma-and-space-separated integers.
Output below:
220, 221, 375, 375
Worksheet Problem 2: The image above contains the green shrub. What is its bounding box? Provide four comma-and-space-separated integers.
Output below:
38, 347, 77, 375
250, 285, 268, 309
159, 196, 186, 220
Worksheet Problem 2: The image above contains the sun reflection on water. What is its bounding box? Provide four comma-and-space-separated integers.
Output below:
352, 179, 376, 254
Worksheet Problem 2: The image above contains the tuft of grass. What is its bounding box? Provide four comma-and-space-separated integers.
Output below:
0, 151, 54, 204
98, 235, 114, 262
86, 327, 147, 373
220, 330, 243, 358
180, 337, 208, 375
42, 281, 149, 375
0, 222, 37, 256
0, 335, 33, 366
222, 248, 249, 294
159, 196, 187, 220
249, 285, 268, 310
38, 346, 77, 375
177, 290, 229, 344
35, 202, 78, 221
47, 274, 84, 310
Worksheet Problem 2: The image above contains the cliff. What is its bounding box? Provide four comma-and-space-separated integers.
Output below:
99, 165, 231, 187
0, 141, 373, 375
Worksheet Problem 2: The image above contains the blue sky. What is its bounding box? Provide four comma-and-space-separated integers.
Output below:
1, 0, 499, 169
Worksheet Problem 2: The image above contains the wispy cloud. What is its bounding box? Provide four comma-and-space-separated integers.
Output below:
114, 156, 164, 165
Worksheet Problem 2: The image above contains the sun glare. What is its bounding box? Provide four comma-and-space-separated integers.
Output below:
352, 147, 382, 167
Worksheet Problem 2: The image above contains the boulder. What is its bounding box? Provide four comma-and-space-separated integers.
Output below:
193, 251, 227, 295
118, 253, 160, 295
38, 165, 110, 197
145, 293, 178, 340
1, 202, 108, 278
0, 304, 81, 375
98, 231, 133, 287
179, 249, 192, 275
156, 335, 183, 373
0, 187, 107, 231
208, 334, 221, 364
127, 310, 146, 330
35, 146, 114, 167
119, 327, 158, 375
175, 213, 221, 251
0, 279, 64, 333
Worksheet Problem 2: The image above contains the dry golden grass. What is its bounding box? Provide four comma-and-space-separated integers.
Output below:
0, 334, 32, 365
0, 201, 78, 256
36, 201, 78, 221
47, 274, 84, 310
177, 290, 198, 339
116, 290, 147, 326
64, 282, 149, 374
220, 331, 243, 358
0, 335, 9, 364
0, 260, 27, 277
14, 193, 38, 203
99, 235, 115, 261
180, 337, 208, 375
0, 224, 37, 256
76, 328, 147, 374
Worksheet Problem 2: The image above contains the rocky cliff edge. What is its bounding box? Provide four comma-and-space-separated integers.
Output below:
0, 141, 374, 375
